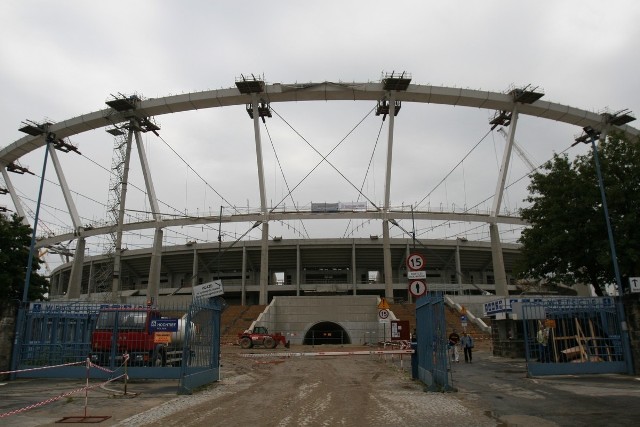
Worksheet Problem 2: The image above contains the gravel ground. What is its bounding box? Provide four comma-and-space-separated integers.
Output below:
118, 345, 495, 427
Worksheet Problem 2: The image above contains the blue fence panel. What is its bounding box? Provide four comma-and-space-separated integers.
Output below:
415, 292, 452, 391
521, 297, 628, 376
14, 298, 222, 390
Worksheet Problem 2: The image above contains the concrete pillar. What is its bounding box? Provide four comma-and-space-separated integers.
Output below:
65, 237, 85, 299
296, 243, 301, 297
241, 245, 247, 306
352, 241, 357, 295
383, 220, 393, 299
147, 228, 163, 304
259, 223, 269, 305
489, 107, 519, 297
455, 240, 463, 295
191, 246, 198, 288
490, 224, 508, 296
382, 92, 397, 301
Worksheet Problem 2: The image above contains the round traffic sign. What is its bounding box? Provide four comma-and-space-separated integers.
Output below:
378, 309, 389, 319
408, 279, 427, 297
406, 253, 426, 271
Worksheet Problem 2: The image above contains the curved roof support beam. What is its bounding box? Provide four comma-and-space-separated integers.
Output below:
383, 91, 398, 299
3, 82, 638, 168
1, 168, 28, 225
490, 107, 519, 296
134, 126, 164, 303
49, 147, 83, 232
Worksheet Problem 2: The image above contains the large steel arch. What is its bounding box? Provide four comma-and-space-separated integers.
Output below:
2, 79, 638, 303
2, 82, 639, 165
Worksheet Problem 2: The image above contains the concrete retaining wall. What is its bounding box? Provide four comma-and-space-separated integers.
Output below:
254, 295, 387, 345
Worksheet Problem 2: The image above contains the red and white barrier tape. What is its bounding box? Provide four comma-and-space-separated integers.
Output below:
240, 349, 415, 358
0, 373, 127, 418
88, 362, 117, 374
0, 360, 85, 375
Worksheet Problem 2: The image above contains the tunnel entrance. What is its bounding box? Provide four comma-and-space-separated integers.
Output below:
303, 322, 351, 345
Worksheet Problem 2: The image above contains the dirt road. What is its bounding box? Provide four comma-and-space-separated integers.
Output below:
123, 345, 494, 427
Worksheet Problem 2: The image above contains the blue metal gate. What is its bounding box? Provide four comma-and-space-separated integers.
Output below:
415, 293, 452, 391
520, 297, 632, 376
11, 298, 221, 393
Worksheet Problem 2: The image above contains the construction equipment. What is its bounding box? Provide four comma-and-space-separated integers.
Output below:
91, 308, 194, 367
238, 326, 289, 349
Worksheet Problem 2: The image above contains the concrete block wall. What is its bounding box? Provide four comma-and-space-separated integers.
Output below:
256, 295, 385, 345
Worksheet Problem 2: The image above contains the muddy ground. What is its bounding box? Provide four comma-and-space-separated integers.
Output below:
128, 345, 493, 427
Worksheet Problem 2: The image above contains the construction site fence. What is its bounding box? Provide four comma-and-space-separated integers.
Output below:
10, 298, 222, 392
520, 297, 632, 376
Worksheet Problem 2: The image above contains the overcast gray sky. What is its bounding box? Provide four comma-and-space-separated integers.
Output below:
2, 0, 639, 269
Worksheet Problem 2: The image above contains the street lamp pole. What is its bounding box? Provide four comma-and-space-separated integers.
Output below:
574, 126, 632, 374
10, 132, 55, 377
575, 127, 622, 292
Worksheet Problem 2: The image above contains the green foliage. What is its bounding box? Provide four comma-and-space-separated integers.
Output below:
517, 133, 640, 296
0, 213, 49, 306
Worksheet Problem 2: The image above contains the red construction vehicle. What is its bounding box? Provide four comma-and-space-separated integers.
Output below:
91, 308, 192, 367
238, 326, 290, 349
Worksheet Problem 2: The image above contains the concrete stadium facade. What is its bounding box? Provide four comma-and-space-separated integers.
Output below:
47, 237, 522, 304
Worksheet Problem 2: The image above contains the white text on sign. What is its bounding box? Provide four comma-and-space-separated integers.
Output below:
407, 270, 427, 279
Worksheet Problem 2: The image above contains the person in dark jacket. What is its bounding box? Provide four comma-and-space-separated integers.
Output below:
460, 331, 474, 363
448, 329, 460, 362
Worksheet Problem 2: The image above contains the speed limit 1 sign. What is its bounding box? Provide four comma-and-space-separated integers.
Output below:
406, 253, 425, 271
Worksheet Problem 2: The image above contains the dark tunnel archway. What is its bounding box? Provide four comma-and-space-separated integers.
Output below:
303, 322, 351, 345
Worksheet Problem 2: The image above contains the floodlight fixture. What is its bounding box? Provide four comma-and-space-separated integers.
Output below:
106, 127, 125, 136
19, 120, 52, 136
381, 71, 412, 91
602, 109, 636, 126
246, 101, 272, 123
573, 126, 602, 146
52, 137, 81, 154
489, 110, 512, 130
236, 74, 265, 94
7, 162, 34, 175
131, 117, 161, 135
508, 84, 544, 104
106, 93, 141, 112
375, 99, 402, 121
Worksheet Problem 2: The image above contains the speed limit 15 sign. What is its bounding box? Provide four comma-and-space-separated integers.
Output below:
406, 253, 425, 271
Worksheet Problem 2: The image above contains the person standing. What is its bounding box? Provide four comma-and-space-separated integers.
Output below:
460, 331, 474, 363
448, 329, 460, 362
537, 324, 550, 362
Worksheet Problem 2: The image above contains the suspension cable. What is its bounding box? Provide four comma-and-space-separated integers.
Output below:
269, 105, 381, 212
342, 119, 385, 238
414, 128, 492, 208
155, 133, 240, 214
263, 121, 310, 239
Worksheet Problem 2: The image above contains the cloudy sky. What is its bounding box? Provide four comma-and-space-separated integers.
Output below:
1, 0, 639, 270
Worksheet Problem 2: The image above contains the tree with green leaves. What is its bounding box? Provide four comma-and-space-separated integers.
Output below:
517, 133, 640, 296
0, 213, 49, 312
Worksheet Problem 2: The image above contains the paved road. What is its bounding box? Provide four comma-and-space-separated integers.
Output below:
450, 351, 640, 426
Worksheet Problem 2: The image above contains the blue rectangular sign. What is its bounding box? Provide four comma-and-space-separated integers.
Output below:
150, 318, 179, 332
